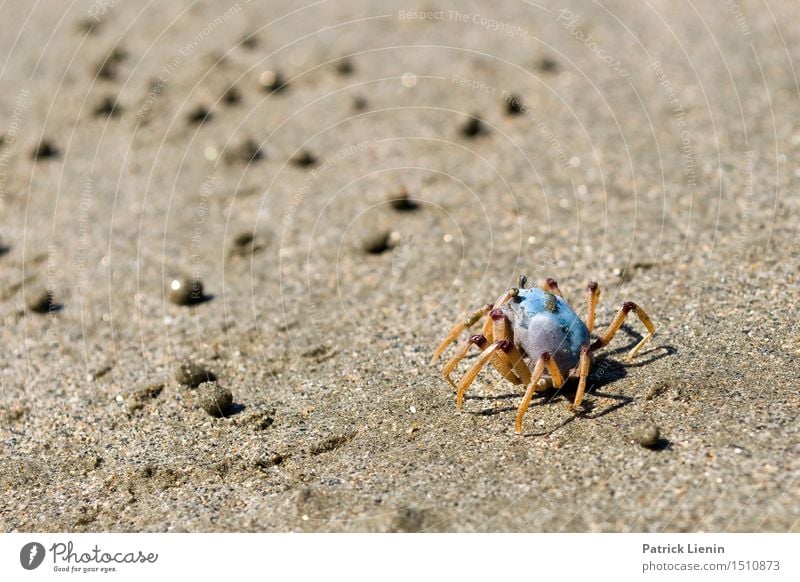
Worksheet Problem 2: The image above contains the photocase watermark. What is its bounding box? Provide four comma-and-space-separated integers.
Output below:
20, 542, 46, 570
137, 3, 243, 119
398, 9, 530, 40
592, 354, 616, 383
0, 88, 30, 203
389, 232, 414, 292
522, 247, 564, 283
555, 9, 629, 77
724, 0, 751, 37
87, 0, 120, 22
451, 74, 572, 169
43, 243, 61, 344
724, 150, 754, 281
18, 540, 158, 574
21, 540, 158, 573
281, 141, 370, 352
397, 9, 445, 22
451, 74, 506, 98
651, 59, 696, 197
76, 178, 94, 295
282, 140, 370, 227
191, 175, 215, 285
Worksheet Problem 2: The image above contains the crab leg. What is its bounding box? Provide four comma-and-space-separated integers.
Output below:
571, 346, 592, 409
514, 352, 564, 434
493, 287, 520, 308
430, 288, 519, 364
442, 306, 527, 394
585, 281, 600, 334
505, 344, 531, 386
430, 303, 492, 364
487, 309, 523, 385
590, 301, 655, 361
442, 334, 487, 390
456, 339, 529, 409
456, 342, 504, 409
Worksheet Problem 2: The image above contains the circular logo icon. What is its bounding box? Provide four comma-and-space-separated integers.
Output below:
20, 542, 45, 570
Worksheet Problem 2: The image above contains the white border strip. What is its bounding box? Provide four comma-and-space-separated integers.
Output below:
1, 533, 797, 581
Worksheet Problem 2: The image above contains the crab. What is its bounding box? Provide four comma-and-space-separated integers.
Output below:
431, 276, 655, 434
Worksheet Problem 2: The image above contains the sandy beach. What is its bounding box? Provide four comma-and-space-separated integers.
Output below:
0, 0, 798, 532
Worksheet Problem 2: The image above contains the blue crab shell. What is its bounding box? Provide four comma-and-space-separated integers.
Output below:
502, 287, 590, 373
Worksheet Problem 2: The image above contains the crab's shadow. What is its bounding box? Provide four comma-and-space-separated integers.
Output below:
604, 324, 677, 365
465, 325, 677, 435
465, 361, 630, 422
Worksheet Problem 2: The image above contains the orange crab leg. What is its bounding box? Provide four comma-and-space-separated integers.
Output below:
487, 309, 523, 385
442, 334, 487, 390
515, 352, 565, 434
456, 341, 504, 409
430, 288, 519, 363
590, 301, 655, 361
505, 344, 531, 386
586, 281, 600, 334
571, 346, 592, 409
430, 303, 493, 364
